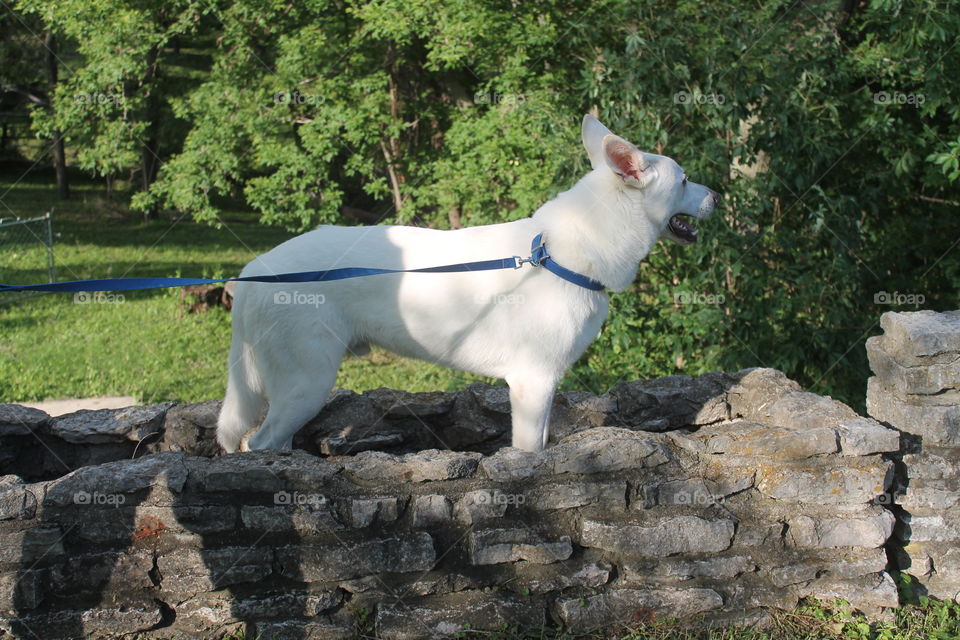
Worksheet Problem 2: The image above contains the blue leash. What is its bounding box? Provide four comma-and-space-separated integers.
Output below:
0, 233, 604, 294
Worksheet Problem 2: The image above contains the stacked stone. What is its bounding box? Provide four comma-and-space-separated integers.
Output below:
0, 367, 901, 639
867, 310, 960, 601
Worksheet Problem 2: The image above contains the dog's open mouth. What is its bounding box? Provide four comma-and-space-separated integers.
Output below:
668, 214, 698, 244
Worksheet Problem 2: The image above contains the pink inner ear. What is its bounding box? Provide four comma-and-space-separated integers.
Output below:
606, 141, 643, 181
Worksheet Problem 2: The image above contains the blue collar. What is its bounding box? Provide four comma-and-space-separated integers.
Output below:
518, 233, 604, 291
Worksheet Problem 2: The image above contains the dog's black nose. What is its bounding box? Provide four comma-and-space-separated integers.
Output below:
711, 191, 720, 206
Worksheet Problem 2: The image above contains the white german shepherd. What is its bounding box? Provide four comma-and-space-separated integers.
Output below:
217, 115, 718, 453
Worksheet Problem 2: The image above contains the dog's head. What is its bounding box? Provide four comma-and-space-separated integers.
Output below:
581, 114, 718, 245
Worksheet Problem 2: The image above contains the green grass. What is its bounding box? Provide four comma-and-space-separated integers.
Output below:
0, 172, 492, 403
135, 595, 960, 639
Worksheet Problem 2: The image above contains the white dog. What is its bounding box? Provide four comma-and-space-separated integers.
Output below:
217, 115, 718, 453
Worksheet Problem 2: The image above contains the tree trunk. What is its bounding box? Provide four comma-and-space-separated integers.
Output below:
44, 31, 69, 200
140, 45, 161, 220
448, 206, 462, 229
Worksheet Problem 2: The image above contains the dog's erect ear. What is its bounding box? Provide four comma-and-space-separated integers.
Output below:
582, 114, 614, 169
602, 134, 650, 186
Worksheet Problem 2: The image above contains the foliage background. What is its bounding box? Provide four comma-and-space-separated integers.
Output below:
2, 0, 959, 409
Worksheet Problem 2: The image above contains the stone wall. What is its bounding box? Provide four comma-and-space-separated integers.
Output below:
0, 366, 904, 639
867, 310, 960, 602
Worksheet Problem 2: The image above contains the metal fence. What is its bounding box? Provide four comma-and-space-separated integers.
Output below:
0, 211, 55, 305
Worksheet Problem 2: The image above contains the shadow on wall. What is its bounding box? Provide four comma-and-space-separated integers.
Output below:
1, 365, 905, 638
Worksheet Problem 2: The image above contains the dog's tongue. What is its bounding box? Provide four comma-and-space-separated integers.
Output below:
668, 215, 698, 244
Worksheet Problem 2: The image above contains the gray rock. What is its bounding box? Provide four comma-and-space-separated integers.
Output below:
321, 432, 406, 456
160, 400, 221, 456
241, 502, 343, 535
867, 377, 960, 446
0, 606, 162, 638
0, 569, 44, 613
623, 555, 755, 582
137, 505, 237, 534
50, 550, 154, 596
512, 559, 612, 593
640, 479, 724, 509
726, 368, 803, 423
896, 480, 960, 510
233, 590, 343, 618
479, 447, 548, 481
755, 458, 893, 504
896, 514, 960, 543
0, 404, 49, 436
610, 373, 732, 431
469, 528, 572, 565
343, 449, 481, 483
867, 336, 960, 396
787, 511, 895, 548
837, 417, 900, 456
556, 588, 723, 633
469, 384, 512, 414
768, 392, 858, 430
202, 450, 340, 492
411, 494, 453, 527
547, 428, 672, 474
733, 522, 786, 547
527, 482, 626, 511
695, 421, 838, 458
827, 547, 889, 579
0, 482, 38, 520
45, 452, 187, 506
376, 591, 544, 640
581, 517, 735, 557
876, 310, 960, 365
158, 546, 273, 592
453, 490, 508, 524
801, 571, 899, 612
48, 403, 172, 444
902, 451, 958, 480
340, 497, 400, 528
277, 532, 436, 581
367, 388, 456, 417
253, 619, 355, 640
770, 562, 819, 587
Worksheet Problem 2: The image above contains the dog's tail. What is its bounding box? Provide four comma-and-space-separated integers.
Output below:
217, 338, 265, 453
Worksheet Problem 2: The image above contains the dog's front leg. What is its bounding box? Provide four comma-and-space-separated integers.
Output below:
506, 375, 558, 452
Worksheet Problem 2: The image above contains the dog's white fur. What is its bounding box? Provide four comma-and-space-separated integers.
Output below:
217, 115, 718, 453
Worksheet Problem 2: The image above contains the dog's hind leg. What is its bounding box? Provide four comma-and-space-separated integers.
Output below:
218, 339, 266, 453
506, 374, 558, 452
246, 337, 345, 451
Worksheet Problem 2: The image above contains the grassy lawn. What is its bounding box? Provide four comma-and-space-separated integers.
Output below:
0, 171, 492, 404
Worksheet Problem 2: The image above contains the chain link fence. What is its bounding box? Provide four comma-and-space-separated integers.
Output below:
0, 211, 55, 305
